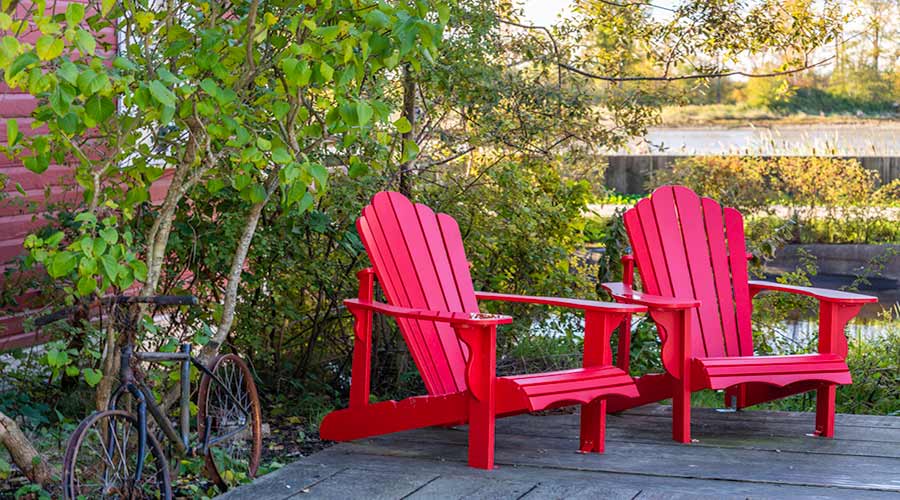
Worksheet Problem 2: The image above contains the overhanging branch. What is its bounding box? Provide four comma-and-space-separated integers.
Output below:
499, 17, 835, 83
557, 56, 835, 82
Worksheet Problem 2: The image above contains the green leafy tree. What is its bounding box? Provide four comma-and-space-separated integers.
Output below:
0, 0, 447, 488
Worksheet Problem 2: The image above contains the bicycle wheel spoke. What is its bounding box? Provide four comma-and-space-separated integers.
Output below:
64, 411, 169, 499
200, 355, 261, 491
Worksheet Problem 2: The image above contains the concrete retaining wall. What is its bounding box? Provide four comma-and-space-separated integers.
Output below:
765, 244, 899, 282
603, 155, 900, 194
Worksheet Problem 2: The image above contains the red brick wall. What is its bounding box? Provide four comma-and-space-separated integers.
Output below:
1, 1, 114, 349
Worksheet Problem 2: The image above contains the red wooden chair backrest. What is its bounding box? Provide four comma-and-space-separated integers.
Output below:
357, 191, 478, 395
624, 185, 754, 359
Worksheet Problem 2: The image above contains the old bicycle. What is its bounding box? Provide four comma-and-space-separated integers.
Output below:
37, 295, 262, 499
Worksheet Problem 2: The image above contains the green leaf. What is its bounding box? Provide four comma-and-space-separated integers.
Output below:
319, 61, 334, 81
24, 154, 49, 173
99, 254, 118, 281
248, 184, 267, 203
46, 349, 69, 368
157, 68, 180, 85
48, 252, 77, 278
135, 11, 155, 32
199, 78, 218, 97
272, 101, 290, 120
78, 257, 97, 276
57, 61, 78, 84
365, 10, 391, 29
66, 3, 86, 25
348, 156, 368, 178
160, 104, 175, 124
207, 178, 226, 194
5, 118, 17, 147
297, 192, 314, 213
401, 139, 419, 163
271, 147, 292, 164
315, 25, 341, 43
131, 260, 148, 281
85, 95, 115, 123
115, 264, 134, 290
113, 56, 137, 71
82, 368, 103, 387
49, 85, 71, 115
36, 35, 64, 61
44, 231, 64, 247
74, 29, 96, 56
233, 174, 252, 191
58, 112, 79, 135
7, 52, 38, 80
76, 275, 96, 296
99, 227, 118, 245
437, 4, 451, 25
356, 101, 374, 126
309, 162, 328, 188
295, 62, 312, 86
148, 80, 177, 108
256, 137, 272, 151
393, 116, 412, 134
92, 238, 107, 257
101, 0, 115, 16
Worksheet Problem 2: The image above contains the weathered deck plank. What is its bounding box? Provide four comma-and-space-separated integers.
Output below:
218, 405, 900, 499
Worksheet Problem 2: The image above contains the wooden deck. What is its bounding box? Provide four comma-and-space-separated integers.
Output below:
219, 404, 900, 499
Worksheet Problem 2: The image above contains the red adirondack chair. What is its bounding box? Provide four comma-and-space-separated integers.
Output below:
320, 192, 645, 469
602, 185, 878, 443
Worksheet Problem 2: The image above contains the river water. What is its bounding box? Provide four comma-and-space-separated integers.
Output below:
619, 125, 900, 155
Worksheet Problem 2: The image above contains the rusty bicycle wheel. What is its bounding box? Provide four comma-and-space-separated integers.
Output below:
197, 353, 262, 492
63, 409, 172, 499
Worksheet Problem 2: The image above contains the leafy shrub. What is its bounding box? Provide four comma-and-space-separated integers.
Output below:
649, 156, 776, 212
743, 76, 794, 109
652, 156, 880, 211
771, 86, 897, 115
777, 157, 877, 208
875, 179, 900, 206
746, 215, 900, 245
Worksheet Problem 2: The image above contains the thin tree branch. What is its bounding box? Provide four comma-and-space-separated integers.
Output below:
498, 19, 562, 97
499, 17, 836, 83
557, 55, 835, 82
597, 0, 678, 14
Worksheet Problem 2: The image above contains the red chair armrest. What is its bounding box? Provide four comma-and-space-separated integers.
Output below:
475, 291, 646, 314
344, 299, 512, 326
601, 283, 700, 310
748, 281, 878, 305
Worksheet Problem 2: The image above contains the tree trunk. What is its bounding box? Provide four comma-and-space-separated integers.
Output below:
398, 64, 416, 197
0, 412, 54, 487
94, 322, 120, 412
198, 173, 280, 365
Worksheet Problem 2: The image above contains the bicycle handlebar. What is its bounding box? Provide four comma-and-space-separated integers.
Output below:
114, 295, 199, 306
33, 295, 199, 327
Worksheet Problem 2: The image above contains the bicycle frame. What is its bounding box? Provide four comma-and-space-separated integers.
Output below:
108, 342, 252, 482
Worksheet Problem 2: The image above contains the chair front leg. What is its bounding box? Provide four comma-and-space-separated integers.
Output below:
456, 324, 497, 469
815, 383, 836, 437
649, 308, 693, 443
814, 301, 861, 438
349, 269, 375, 409
579, 311, 620, 453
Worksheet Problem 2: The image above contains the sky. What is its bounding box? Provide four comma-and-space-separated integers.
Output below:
520, 0, 573, 26
520, 0, 680, 25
